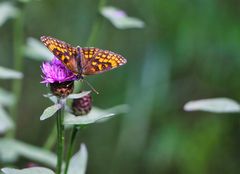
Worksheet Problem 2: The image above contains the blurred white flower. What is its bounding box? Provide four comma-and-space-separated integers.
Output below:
100, 6, 145, 29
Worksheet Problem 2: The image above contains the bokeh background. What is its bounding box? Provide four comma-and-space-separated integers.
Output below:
0, 0, 240, 174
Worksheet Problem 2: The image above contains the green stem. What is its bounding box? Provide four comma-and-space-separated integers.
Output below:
86, 0, 107, 46
56, 99, 65, 174
8, 7, 24, 138
43, 123, 57, 150
86, 20, 101, 46
64, 125, 79, 174
98, 0, 106, 10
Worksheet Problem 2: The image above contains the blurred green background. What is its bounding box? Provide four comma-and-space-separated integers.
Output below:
1, 0, 240, 174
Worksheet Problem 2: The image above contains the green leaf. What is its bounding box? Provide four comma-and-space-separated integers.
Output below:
0, 106, 14, 133
0, 2, 19, 27
15, 140, 57, 168
0, 139, 18, 162
100, 6, 145, 29
40, 104, 62, 120
184, 98, 240, 113
68, 144, 88, 174
2, 167, 54, 174
18, 0, 31, 3
43, 94, 57, 104
0, 66, 23, 79
18, 0, 43, 3
0, 88, 15, 106
67, 91, 91, 99
64, 104, 129, 125
0, 138, 57, 167
25, 37, 52, 61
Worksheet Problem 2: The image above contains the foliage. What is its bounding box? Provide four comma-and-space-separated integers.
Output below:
100, 6, 145, 29
64, 105, 129, 125
67, 144, 88, 174
0, 67, 23, 79
2, 167, 54, 174
184, 98, 240, 113
0, 0, 240, 174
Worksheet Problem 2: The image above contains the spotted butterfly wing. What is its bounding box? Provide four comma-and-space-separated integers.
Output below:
40, 36, 127, 76
40, 36, 79, 74
80, 47, 127, 75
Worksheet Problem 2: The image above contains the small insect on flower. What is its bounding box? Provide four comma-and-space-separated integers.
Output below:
40, 36, 127, 79
41, 57, 77, 97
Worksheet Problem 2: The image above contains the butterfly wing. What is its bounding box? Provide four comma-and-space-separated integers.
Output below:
40, 36, 79, 74
80, 47, 127, 75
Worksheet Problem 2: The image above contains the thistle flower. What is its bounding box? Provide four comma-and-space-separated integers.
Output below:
72, 91, 92, 116
41, 57, 77, 84
41, 57, 77, 97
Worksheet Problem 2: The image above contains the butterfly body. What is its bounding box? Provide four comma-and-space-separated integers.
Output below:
40, 36, 127, 78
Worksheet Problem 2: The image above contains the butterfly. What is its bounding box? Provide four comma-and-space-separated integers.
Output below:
40, 36, 127, 79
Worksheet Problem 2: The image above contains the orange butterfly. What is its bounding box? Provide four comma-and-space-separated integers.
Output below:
40, 36, 127, 79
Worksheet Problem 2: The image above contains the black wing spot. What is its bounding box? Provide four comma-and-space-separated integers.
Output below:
63, 58, 68, 64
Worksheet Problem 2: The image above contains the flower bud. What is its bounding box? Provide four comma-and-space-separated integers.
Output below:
72, 92, 92, 116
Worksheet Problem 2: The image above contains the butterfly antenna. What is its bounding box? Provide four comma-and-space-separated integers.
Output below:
83, 79, 99, 94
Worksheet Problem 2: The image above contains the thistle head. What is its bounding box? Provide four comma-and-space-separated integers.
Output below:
41, 57, 77, 97
41, 57, 77, 84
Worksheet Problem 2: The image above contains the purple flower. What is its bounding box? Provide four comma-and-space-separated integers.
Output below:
41, 57, 77, 85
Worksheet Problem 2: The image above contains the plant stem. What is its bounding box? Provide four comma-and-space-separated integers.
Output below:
43, 123, 57, 150
86, 20, 101, 46
86, 0, 106, 46
8, 6, 24, 138
98, 0, 106, 10
64, 125, 79, 174
56, 99, 65, 174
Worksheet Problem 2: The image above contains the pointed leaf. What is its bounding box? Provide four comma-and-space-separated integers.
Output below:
100, 6, 145, 29
0, 106, 14, 133
184, 98, 240, 113
43, 94, 57, 104
0, 66, 23, 79
68, 144, 88, 174
67, 91, 91, 99
15, 141, 57, 168
25, 37, 52, 61
0, 88, 15, 106
0, 2, 19, 27
64, 104, 129, 125
18, 0, 32, 3
18, 0, 43, 3
2, 167, 54, 174
0, 138, 56, 167
0, 139, 19, 162
40, 104, 62, 120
